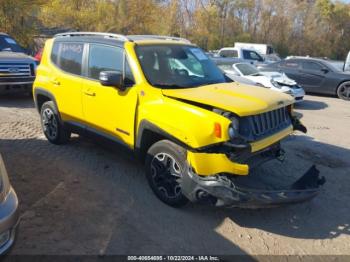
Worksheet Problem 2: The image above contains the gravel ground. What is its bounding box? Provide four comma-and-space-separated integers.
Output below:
0, 94, 349, 256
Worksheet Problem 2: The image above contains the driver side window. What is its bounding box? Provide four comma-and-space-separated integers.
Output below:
87, 44, 123, 80
243, 50, 262, 61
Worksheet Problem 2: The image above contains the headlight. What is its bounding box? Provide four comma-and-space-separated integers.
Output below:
271, 79, 280, 88
228, 117, 240, 140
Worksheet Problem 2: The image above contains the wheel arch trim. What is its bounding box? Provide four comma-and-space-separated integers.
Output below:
33, 88, 62, 121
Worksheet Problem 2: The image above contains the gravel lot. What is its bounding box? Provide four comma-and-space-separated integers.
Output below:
0, 94, 349, 256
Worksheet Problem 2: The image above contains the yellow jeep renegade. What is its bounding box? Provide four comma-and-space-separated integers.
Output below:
33, 32, 324, 207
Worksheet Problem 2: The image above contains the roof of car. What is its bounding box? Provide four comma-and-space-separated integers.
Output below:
53, 32, 193, 46
286, 56, 328, 63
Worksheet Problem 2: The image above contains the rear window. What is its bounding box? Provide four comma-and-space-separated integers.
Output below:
51, 42, 84, 75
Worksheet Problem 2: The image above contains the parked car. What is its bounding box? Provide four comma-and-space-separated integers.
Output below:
34, 32, 324, 208
217, 47, 268, 65
234, 42, 276, 56
34, 48, 43, 63
221, 63, 305, 103
209, 56, 258, 85
344, 51, 350, 72
0, 33, 37, 95
260, 57, 350, 100
0, 153, 19, 254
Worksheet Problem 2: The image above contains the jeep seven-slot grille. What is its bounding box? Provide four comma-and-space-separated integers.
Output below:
239, 107, 291, 141
0, 63, 33, 78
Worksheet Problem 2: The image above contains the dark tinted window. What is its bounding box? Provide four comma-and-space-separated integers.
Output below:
280, 60, 300, 68
51, 43, 59, 65
0, 35, 24, 53
219, 50, 238, 58
52, 42, 84, 75
88, 44, 123, 80
303, 61, 323, 71
242, 50, 263, 61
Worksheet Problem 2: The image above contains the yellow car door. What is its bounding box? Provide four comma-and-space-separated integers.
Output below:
82, 43, 138, 147
49, 41, 84, 122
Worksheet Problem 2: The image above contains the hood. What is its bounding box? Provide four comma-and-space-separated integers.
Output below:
162, 83, 294, 117
225, 73, 257, 86
260, 71, 297, 86
0, 51, 35, 63
243, 75, 274, 88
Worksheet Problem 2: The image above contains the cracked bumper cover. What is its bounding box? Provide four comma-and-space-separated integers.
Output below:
180, 165, 325, 207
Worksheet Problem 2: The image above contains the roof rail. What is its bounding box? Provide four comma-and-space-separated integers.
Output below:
54, 32, 129, 41
128, 35, 191, 44
286, 55, 311, 59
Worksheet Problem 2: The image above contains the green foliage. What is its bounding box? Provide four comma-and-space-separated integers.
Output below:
1, 0, 350, 59
0, 0, 43, 48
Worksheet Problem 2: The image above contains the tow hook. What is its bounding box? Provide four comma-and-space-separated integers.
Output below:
292, 117, 307, 133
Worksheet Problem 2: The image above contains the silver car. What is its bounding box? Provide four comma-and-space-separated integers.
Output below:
0, 153, 19, 254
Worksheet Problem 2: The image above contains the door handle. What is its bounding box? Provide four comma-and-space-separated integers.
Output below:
84, 90, 96, 97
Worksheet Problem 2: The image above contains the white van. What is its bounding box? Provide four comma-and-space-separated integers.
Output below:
234, 42, 275, 55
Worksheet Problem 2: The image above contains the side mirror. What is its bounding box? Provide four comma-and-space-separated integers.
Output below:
99, 71, 124, 90
321, 68, 329, 74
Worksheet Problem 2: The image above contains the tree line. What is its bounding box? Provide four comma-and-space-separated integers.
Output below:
1, 0, 350, 59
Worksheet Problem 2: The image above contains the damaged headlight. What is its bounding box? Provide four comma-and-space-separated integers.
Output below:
271, 79, 280, 88
228, 117, 240, 140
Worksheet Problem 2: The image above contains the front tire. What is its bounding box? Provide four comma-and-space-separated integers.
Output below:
40, 101, 71, 145
337, 81, 350, 100
145, 140, 189, 207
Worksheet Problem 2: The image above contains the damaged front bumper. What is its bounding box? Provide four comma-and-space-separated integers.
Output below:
180, 165, 325, 208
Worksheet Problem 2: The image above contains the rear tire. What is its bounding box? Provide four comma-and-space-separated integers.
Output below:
337, 81, 350, 100
40, 101, 71, 145
145, 140, 189, 207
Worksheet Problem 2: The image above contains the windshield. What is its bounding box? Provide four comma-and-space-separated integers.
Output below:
235, 63, 260, 76
136, 45, 226, 88
326, 60, 345, 72
0, 35, 24, 52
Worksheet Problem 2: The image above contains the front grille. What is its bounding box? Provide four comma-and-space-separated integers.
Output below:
239, 107, 291, 141
0, 63, 33, 78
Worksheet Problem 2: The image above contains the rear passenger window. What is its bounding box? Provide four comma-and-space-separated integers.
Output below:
280, 60, 300, 68
303, 61, 323, 71
88, 44, 123, 80
51, 42, 84, 75
59, 43, 84, 75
